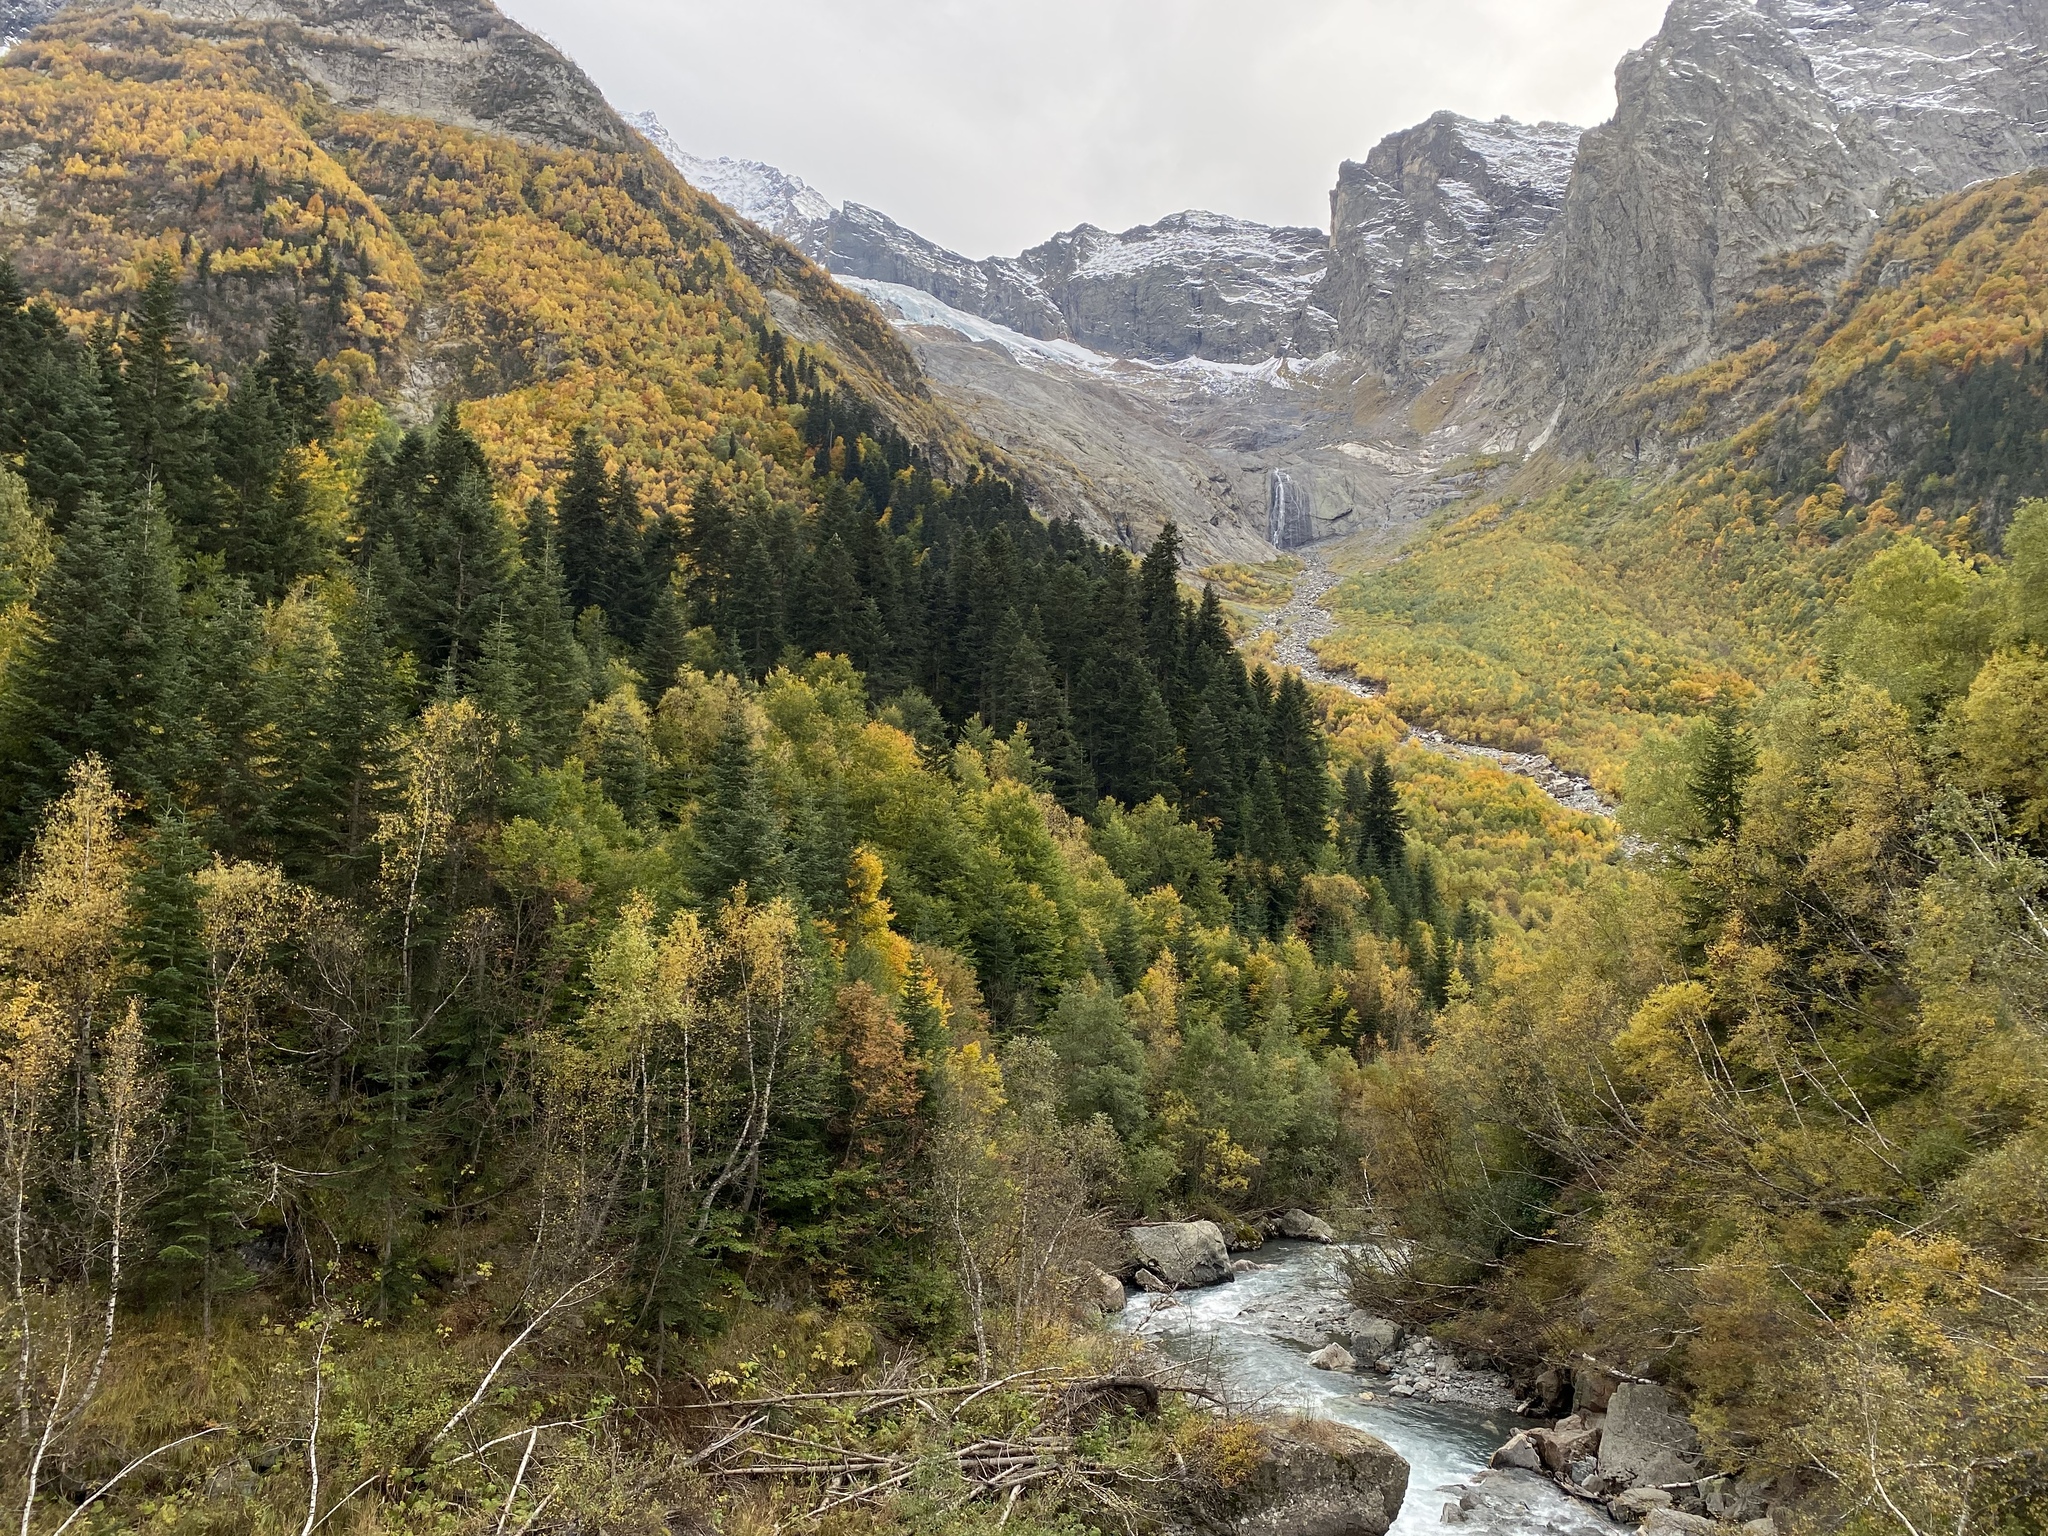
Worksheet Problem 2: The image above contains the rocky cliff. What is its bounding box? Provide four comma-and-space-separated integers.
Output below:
1475, 0, 2048, 453
1328, 113, 1579, 388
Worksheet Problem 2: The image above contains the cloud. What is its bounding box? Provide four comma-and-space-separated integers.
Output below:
498, 0, 1671, 256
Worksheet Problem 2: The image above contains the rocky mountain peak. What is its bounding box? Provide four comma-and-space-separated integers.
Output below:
1479, 0, 2048, 454
1328, 112, 1581, 384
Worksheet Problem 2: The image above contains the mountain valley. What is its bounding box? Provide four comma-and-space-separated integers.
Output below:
0, 2, 2046, 1534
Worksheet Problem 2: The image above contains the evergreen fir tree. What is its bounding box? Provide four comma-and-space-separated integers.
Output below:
556, 427, 614, 617
682, 471, 734, 627
129, 814, 251, 1331
1139, 523, 1186, 686
112, 259, 209, 525
253, 305, 333, 445
637, 576, 692, 698
1688, 702, 1756, 847
471, 612, 532, 741
728, 525, 787, 677
690, 707, 784, 901
512, 517, 591, 761
0, 491, 186, 838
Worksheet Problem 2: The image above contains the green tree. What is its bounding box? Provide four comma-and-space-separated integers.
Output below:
0, 492, 185, 837
690, 706, 784, 901
129, 815, 250, 1331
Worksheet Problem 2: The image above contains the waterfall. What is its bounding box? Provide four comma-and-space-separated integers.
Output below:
1268, 469, 1314, 550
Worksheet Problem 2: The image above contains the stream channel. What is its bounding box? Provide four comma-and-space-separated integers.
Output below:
1115, 1240, 1617, 1536
1253, 551, 1615, 822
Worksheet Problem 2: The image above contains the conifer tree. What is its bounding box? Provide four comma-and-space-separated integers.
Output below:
690, 707, 784, 901
1343, 752, 1407, 874
471, 613, 532, 743
682, 471, 734, 626
0, 492, 185, 837
728, 525, 787, 677
1139, 524, 1186, 686
0, 259, 114, 520
271, 578, 407, 888
253, 305, 333, 446
113, 259, 209, 525
512, 516, 591, 761
1688, 702, 1756, 847
129, 814, 250, 1330
637, 576, 692, 697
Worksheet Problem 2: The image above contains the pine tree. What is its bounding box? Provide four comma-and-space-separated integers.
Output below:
1124, 680, 1181, 807
1269, 671, 1329, 857
0, 492, 186, 838
1345, 752, 1407, 874
0, 259, 114, 521
511, 516, 590, 761
690, 707, 784, 901
637, 576, 692, 697
471, 613, 532, 742
682, 471, 734, 627
112, 259, 209, 526
405, 410, 511, 671
1688, 703, 1756, 847
728, 524, 787, 677
989, 609, 1095, 812
129, 814, 250, 1331
271, 577, 408, 888
1139, 524, 1186, 687
556, 427, 614, 618
253, 305, 333, 446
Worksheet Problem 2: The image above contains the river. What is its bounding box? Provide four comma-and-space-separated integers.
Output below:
1116, 1241, 1617, 1536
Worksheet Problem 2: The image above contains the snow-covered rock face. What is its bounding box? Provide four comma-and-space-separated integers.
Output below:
1768, 0, 2048, 190
633, 114, 1328, 366
0, 0, 61, 48
1327, 112, 1581, 384
828, 205, 1336, 365
1492, 0, 2048, 447
1016, 210, 1336, 364
625, 114, 836, 245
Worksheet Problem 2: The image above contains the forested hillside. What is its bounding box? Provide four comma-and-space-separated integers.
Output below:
0, 4, 1566, 1523
4, 2, 2044, 1535
1312, 171, 2048, 1536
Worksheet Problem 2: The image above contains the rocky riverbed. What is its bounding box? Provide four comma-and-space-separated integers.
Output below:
1250, 548, 1616, 823
1116, 1240, 1621, 1536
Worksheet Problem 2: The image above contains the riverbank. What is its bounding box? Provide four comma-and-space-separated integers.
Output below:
1118, 1241, 1620, 1536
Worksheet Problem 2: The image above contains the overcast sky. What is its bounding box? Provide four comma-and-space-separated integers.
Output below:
497, 0, 1672, 258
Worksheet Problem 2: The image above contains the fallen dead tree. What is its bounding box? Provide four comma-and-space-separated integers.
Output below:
676, 1370, 1212, 1523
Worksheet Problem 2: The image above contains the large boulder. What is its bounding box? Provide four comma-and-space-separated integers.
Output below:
1488, 1431, 1544, 1472
1596, 1383, 1700, 1492
1173, 1417, 1409, 1536
1083, 1265, 1126, 1315
1125, 1221, 1236, 1290
1328, 1309, 1402, 1359
1640, 1511, 1718, 1536
1532, 1414, 1602, 1476
1277, 1209, 1337, 1243
1306, 1343, 1355, 1372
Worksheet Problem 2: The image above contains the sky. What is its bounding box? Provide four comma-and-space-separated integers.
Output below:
497, 0, 1674, 258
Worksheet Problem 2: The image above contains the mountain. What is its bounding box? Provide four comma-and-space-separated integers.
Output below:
635, 120, 1334, 370
624, 112, 837, 245
1470, 0, 2048, 457
638, 119, 1466, 557
1328, 113, 1581, 391
632, 0, 2048, 553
